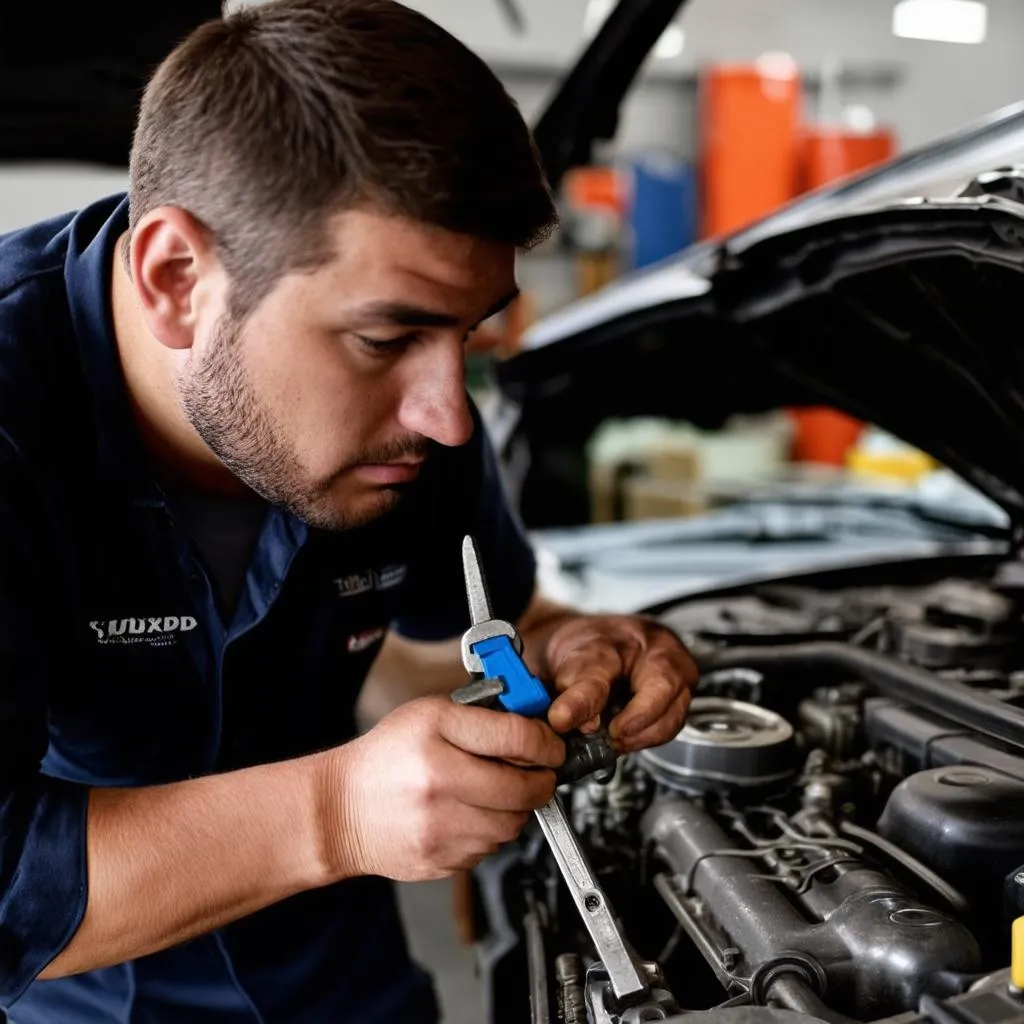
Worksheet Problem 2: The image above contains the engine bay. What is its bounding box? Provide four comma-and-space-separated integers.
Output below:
472, 560, 1024, 1023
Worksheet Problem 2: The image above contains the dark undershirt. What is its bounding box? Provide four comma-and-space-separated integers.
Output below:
168, 489, 269, 622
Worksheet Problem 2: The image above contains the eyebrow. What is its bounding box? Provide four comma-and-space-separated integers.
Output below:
350, 287, 521, 329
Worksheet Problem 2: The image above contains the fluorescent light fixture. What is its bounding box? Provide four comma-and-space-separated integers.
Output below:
892, 0, 987, 44
584, 0, 684, 58
654, 24, 685, 60
842, 104, 878, 133
754, 51, 800, 80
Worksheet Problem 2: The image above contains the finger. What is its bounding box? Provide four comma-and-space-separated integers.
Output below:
614, 688, 692, 754
441, 703, 566, 768
450, 755, 558, 812
546, 649, 623, 733
608, 643, 697, 741
449, 826, 530, 869
607, 660, 678, 741
479, 809, 532, 848
441, 810, 533, 872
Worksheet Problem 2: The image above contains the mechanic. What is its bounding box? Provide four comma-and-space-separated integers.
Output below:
0, 1, 697, 1021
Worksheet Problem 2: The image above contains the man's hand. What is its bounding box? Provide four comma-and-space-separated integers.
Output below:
326, 695, 565, 882
540, 614, 698, 753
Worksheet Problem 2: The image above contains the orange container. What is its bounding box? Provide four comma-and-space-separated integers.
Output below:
789, 124, 896, 464
800, 127, 896, 192
699, 64, 802, 238
789, 408, 865, 465
564, 166, 627, 214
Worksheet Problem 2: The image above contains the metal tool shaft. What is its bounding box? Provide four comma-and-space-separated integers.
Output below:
458, 533, 645, 1002
533, 795, 649, 1004
460, 535, 522, 674
462, 535, 494, 627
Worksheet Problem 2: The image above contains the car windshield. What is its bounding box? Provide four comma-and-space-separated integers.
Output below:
530, 467, 1009, 613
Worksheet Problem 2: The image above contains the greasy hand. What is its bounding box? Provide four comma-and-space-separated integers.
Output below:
330, 695, 564, 882
544, 615, 697, 752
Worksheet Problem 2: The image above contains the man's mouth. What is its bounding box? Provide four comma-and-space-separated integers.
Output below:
354, 460, 425, 485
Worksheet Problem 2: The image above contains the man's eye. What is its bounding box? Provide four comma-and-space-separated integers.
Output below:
354, 332, 417, 354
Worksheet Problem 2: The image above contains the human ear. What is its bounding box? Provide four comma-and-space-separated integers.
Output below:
127, 206, 218, 352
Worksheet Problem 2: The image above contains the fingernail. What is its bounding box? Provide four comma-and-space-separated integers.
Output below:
549, 710, 570, 732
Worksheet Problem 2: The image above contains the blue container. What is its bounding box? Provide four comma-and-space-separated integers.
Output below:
625, 152, 697, 270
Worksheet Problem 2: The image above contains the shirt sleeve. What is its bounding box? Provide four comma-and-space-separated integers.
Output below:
392, 398, 537, 641
0, 432, 88, 1005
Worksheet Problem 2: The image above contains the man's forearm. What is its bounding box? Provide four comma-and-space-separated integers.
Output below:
356, 633, 465, 728
39, 751, 344, 979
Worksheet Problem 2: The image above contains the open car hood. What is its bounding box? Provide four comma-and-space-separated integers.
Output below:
498, 159, 1024, 525
502, 7, 1024, 526
530, 0, 691, 191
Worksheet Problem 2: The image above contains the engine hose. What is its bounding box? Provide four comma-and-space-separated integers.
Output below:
696, 642, 1024, 752
767, 974, 861, 1024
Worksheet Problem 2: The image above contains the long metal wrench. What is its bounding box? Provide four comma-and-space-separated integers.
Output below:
457, 535, 648, 1005
533, 795, 649, 1005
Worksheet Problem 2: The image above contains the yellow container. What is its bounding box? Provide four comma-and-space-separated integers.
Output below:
1013, 915, 1024, 990
846, 447, 935, 483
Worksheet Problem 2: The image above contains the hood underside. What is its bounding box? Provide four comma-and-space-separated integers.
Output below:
498, 190, 1024, 522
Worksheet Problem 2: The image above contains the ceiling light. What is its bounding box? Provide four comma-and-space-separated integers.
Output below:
754, 51, 800, 80
892, 0, 987, 44
654, 24, 685, 60
842, 104, 878, 133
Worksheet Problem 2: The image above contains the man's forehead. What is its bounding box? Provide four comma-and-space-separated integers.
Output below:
326, 207, 515, 285
301, 211, 512, 327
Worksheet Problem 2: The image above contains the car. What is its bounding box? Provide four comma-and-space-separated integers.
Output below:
465, 3, 1024, 1022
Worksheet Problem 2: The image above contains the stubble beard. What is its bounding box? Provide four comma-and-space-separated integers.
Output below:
177, 316, 411, 531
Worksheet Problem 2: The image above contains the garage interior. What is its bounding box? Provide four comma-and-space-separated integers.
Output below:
6, 1, 1024, 1022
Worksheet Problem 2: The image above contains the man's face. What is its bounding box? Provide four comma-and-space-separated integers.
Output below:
177, 209, 518, 530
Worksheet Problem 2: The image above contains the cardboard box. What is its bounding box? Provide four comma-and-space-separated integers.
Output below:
622, 475, 708, 521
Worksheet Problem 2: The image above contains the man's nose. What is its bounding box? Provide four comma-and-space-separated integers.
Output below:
397, 344, 474, 448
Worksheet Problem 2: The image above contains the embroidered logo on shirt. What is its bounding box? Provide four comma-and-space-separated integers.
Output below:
88, 616, 199, 648
333, 564, 407, 597
334, 571, 375, 598
347, 627, 386, 653
374, 564, 407, 590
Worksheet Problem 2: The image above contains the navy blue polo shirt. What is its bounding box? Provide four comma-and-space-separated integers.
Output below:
0, 195, 537, 1023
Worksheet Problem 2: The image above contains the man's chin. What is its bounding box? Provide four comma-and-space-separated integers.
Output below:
293, 482, 407, 532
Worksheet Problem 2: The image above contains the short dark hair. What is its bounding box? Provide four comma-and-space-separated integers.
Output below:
128, 0, 558, 318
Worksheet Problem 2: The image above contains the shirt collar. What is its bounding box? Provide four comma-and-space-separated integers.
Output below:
64, 192, 162, 503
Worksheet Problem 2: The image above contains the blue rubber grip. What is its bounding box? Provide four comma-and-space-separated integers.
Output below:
472, 634, 551, 718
